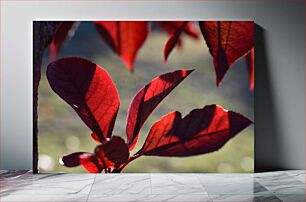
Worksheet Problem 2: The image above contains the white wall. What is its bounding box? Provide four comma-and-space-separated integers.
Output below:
1, 0, 305, 171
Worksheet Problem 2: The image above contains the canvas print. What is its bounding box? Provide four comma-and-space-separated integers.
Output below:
35, 21, 254, 173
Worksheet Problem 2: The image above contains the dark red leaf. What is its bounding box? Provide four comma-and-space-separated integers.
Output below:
49, 22, 77, 59
137, 105, 252, 157
199, 21, 254, 86
126, 69, 194, 150
94, 136, 129, 169
94, 21, 149, 71
163, 22, 188, 62
47, 57, 120, 142
61, 152, 90, 167
60, 136, 129, 173
246, 48, 254, 91
61, 152, 102, 173
157, 21, 199, 39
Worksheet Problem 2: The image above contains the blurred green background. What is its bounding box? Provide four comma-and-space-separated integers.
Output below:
38, 22, 254, 173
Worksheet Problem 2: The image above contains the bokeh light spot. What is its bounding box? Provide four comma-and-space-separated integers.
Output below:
38, 154, 55, 171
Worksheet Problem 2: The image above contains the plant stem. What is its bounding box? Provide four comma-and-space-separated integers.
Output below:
115, 153, 140, 173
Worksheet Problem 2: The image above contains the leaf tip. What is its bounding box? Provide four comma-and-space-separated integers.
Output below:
216, 78, 222, 87
244, 118, 254, 127
59, 157, 64, 166
228, 110, 254, 130
182, 69, 195, 77
163, 46, 170, 63
188, 69, 195, 73
125, 61, 135, 73
163, 56, 168, 64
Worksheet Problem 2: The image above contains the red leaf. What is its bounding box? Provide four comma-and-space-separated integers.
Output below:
246, 48, 254, 91
81, 154, 103, 173
157, 21, 199, 39
137, 105, 252, 157
199, 21, 254, 86
94, 21, 149, 71
49, 22, 77, 59
60, 136, 129, 173
126, 69, 194, 150
163, 22, 188, 62
61, 152, 103, 173
47, 57, 120, 141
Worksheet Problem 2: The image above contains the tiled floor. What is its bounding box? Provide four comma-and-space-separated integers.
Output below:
0, 170, 305, 201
